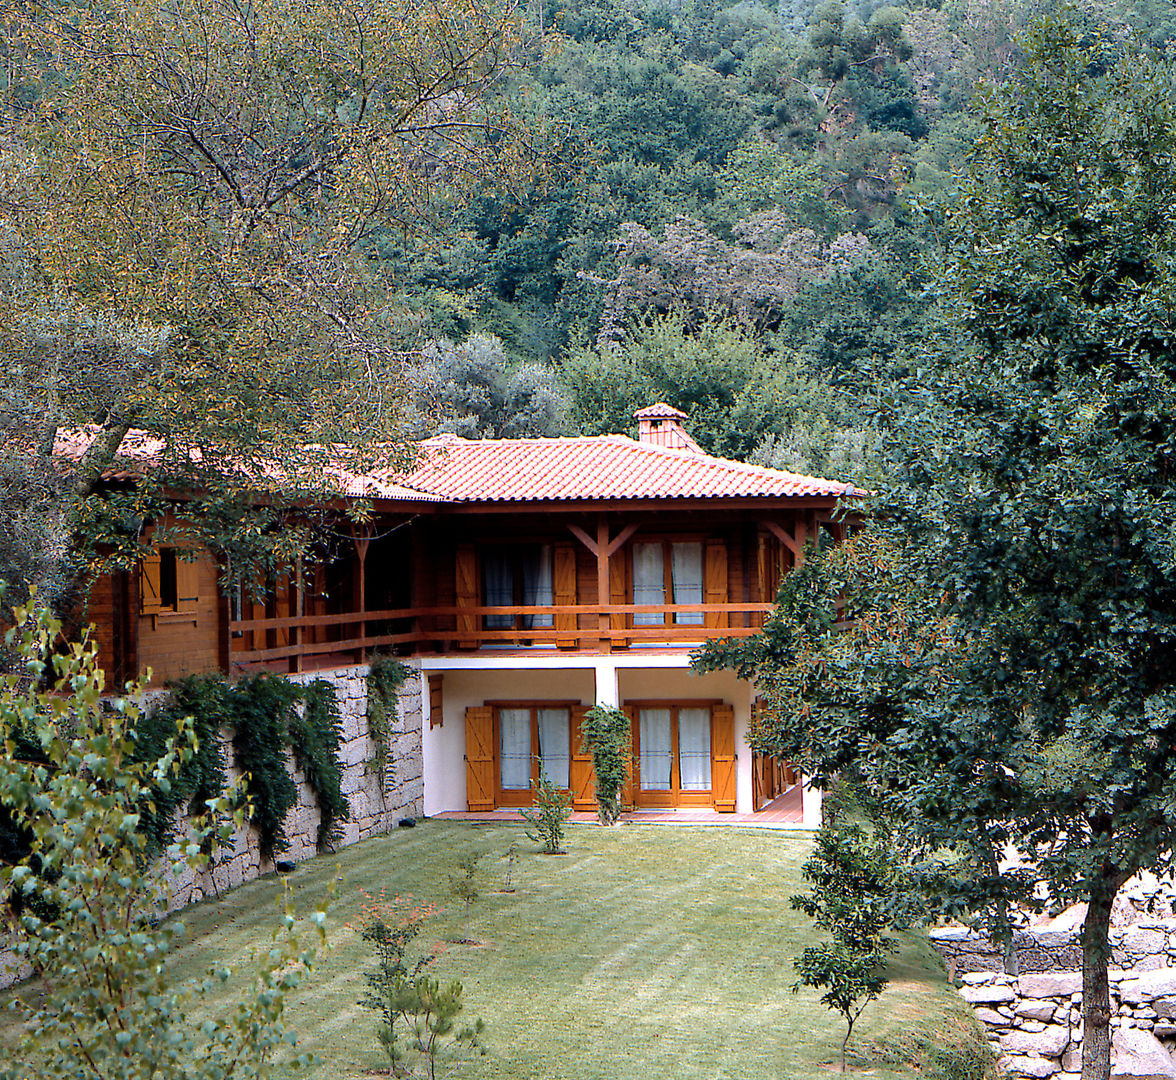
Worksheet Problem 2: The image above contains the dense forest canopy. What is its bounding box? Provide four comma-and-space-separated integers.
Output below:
376, 0, 1176, 479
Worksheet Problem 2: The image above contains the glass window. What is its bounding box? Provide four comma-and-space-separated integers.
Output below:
537, 707, 570, 787
671, 542, 704, 625
678, 707, 711, 790
499, 708, 531, 789
482, 545, 554, 631
639, 708, 673, 790
632, 543, 665, 626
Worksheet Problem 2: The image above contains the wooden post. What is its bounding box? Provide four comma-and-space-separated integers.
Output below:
353, 529, 371, 664
289, 556, 304, 674
596, 515, 611, 654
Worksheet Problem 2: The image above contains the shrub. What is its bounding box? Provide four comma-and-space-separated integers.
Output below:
367, 655, 413, 798
580, 705, 631, 826
446, 853, 481, 943
0, 604, 326, 1080
519, 774, 572, 854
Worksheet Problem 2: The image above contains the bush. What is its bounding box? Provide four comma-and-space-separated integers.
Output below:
0, 603, 326, 1080
289, 679, 350, 851
519, 774, 571, 854
580, 705, 631, 826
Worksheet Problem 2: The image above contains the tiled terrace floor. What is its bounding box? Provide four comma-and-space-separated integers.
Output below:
432, 782, 806, 829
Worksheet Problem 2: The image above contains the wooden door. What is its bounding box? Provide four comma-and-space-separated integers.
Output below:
464, 706, 494, 811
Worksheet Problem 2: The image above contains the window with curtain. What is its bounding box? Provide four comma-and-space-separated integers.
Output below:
499, 707, 531, 789
639, 708, 673, 790
630, 540, 705, 626
496, 705, 572, 795
677, 707, 711, 790
537, 707, 570, 787
482, 545, 554, 631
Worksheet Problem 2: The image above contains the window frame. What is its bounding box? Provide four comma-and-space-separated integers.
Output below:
480, 544, 554, 633
627, 699, 722, 808
628, 537, 707, 627
486, 700, 579, 807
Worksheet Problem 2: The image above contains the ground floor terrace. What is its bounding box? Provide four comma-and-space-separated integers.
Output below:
421, 652, 821, 823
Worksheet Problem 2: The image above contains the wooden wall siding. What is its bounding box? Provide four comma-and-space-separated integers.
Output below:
137, 552, 222, 685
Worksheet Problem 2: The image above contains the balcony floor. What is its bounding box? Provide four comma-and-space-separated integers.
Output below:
431, 784, 806, 829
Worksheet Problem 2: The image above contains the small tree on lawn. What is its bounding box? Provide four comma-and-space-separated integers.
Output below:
446, 853, 482, 943
791, 822, 907, 1073
519, 773, 571, 854
0, 602, 326, 1080
580, 706, 632, 826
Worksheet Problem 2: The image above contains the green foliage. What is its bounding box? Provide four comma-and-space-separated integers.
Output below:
367, 655, 414, 797
131, 674, 229, 859
866, 1015, 997, 1080
447, 853, 482, 943
791, 822, 908, 1072
520, 775, 572, 855
580, 706, 632, 826
231, 673, 302, 863
288, 680, 350, 852
356, 890, 485, 1079
0, 603, 326, 1080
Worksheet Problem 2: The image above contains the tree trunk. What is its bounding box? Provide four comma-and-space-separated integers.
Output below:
1081, 881, 1118, 1080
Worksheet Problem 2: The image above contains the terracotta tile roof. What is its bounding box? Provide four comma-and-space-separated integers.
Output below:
392, 434, 860, 503
55, 428, 860, 505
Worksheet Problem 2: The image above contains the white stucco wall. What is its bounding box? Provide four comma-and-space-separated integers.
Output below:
419, 655, 757, 814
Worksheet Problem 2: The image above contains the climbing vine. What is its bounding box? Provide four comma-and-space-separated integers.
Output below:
289, 679, 350, 851
366, 655, 413, 794
132, 674, 229, 859
581, 705, 632, 826
230, 673, 301, 862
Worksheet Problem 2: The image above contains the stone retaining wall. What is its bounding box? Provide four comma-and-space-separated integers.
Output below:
0, 662, 424, 988
933, 880, 1176, 1080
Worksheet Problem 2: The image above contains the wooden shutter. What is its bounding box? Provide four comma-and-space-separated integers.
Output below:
428, 674, 444, 729
704, 540, 728, 630
464, 706, 494, 811
455, 545, 478, 648
609, 552, 629, 648
711, 704, 736, 813
140, 552, 163, 615
621, 705, 636, 808
569, 704, 596, 811
553, 543, 577, 650
176, 555, 200, 613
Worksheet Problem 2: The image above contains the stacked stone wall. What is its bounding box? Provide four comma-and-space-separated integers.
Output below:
934, 876, 1176, 1079
0, 662, 424, 988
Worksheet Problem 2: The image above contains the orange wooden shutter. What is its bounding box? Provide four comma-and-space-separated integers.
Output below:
464, 706, 494, 811
176, 555, 200, 613
711, 704, 736, 812
704, 540, 728, 629
553, 543, 577, 650
609, 552, 629, 648
428, 674, 444, 729
455, 545, 478, 648
140, 552, 163, 615
569, 704, 596, 811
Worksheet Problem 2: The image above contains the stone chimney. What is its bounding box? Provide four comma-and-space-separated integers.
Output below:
633, 403, 703, 453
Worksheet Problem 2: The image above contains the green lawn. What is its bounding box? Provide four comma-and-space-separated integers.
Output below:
163, 822, 985, 1078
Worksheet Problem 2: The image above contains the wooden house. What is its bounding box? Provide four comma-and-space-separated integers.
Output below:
79, 404, 860, 822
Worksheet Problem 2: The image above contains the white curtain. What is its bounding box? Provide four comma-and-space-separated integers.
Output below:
537, 707, 569, 787
639, 708, 672, 790
523, 545, 554, 629
678, 707, 711, 790
671, 542, 704, 625
499, 708, 531, 789
633, 543, 665, 626
483, 549, 513, 629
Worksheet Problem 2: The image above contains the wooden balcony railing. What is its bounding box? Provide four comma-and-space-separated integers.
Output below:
228, 603, 774, 669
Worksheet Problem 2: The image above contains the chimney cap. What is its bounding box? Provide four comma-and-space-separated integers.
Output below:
633, 402, 688, 421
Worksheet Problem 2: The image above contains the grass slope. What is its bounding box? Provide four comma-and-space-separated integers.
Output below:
163, 822, 983, 1079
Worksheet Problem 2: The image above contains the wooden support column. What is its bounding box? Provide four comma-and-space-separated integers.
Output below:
352, 528, 372, 664
289, 557, 304, 674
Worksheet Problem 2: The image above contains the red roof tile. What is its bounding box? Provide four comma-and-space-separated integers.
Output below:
55, 428, 860, 505
393, 434, 859, 503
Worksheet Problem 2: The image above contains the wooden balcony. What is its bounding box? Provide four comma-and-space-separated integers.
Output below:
227, 602, 773, 671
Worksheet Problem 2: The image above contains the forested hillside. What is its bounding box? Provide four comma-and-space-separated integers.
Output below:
385, 0, 1176, 478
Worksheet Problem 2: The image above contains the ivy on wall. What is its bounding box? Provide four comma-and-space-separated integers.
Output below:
289, 679, 350, 851
366, 655, 413, 795
132, 674, 229, 859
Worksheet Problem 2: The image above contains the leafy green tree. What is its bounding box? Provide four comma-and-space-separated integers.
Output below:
0, 0, 525, 624
0, 603, 327, 1080
580, 706, 632, 826
791, 822, 910, 1073
699, 16, 1176, 1079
